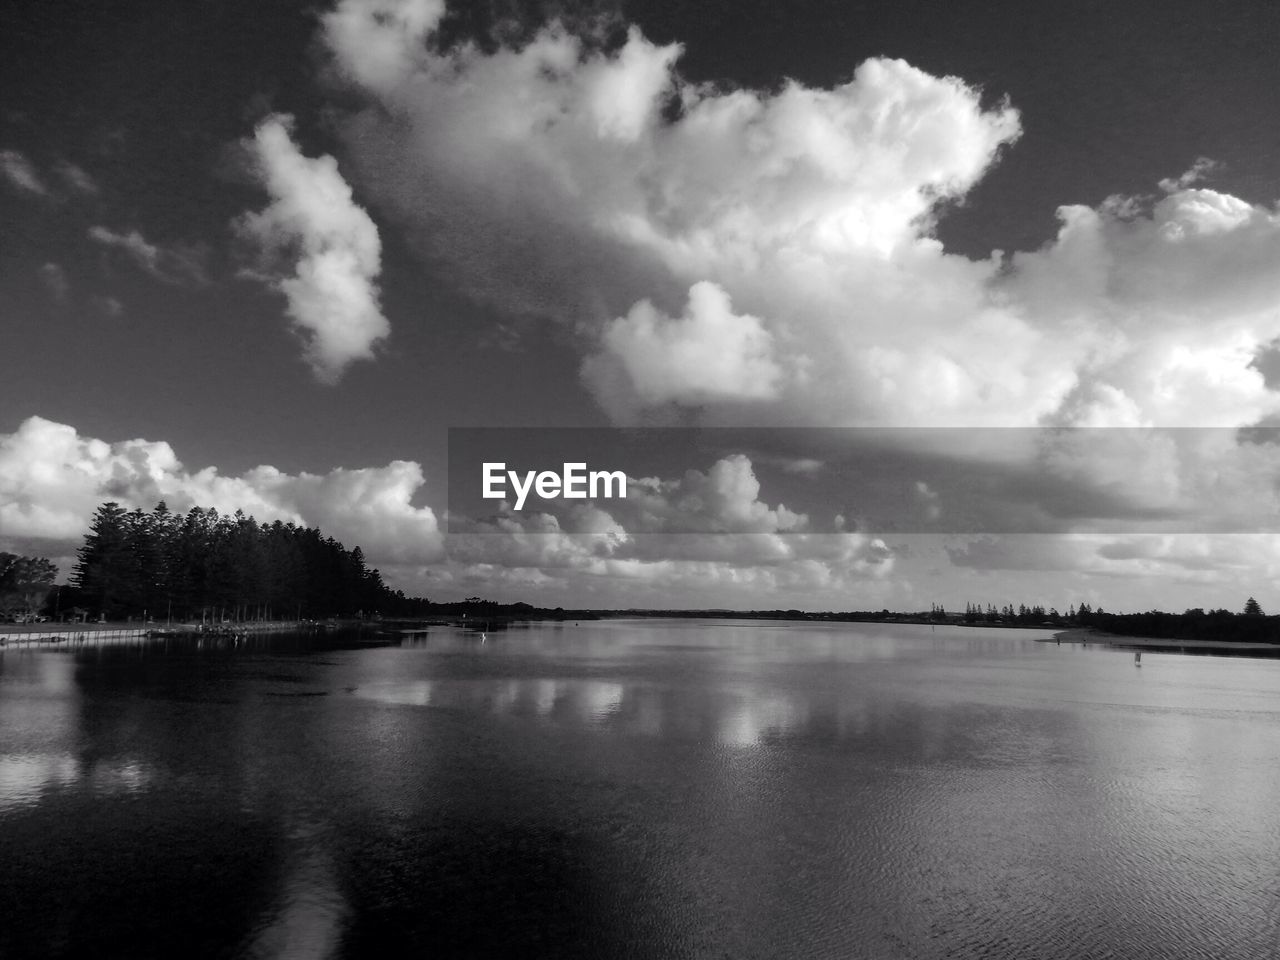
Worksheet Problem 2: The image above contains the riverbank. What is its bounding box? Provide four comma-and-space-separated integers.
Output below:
0, 619, 346, 644
1048, 626, 1280, 654
0, 624, 150, 645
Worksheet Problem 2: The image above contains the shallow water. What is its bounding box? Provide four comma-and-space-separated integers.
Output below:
2, 620, 1279, 958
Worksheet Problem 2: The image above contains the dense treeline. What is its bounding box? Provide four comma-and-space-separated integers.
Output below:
0, 553, 57, 619
68, 501, 433, 622
958, 601, 1064, 624
954, 599, 1280, 643
948, 597, 1280, 644
1080, 598, 1280, 645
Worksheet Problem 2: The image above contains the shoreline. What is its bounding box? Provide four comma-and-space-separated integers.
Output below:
7, 619, 1279, 656
0, 619, 353, 644
1047, 626, 1280, 654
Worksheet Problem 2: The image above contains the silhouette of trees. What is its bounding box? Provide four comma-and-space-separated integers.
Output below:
0, 553, 58, 618
67, 500, 428, 621
1077, 603, 1279, 644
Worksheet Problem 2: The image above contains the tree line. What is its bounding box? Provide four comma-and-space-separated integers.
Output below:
940, 598, 1279, 644
953, 602, 1073, 624
1078, 597, 1280, 645
66, 501, 432, 622
0, 553, 58, 620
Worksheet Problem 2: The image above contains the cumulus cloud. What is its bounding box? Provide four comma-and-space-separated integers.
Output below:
945, 533, 1280, 591
88, 225, 209, 286
624, 454, 807, 534
235, 113, 389, 384
448, 452, 893, 602
311, 0, 1280, 610
420, 546, 896, 609
1009, 187, 1280, 428
444, 523, 894, 608
582, 282, 784, 417
1033, 428, 1280, 535
324, 0, 446, 94
1158, 156, 1218, 193
317, 1, 1280, 432
458, 452, 808, 538
0, 149, 47, 195
0, 416, 443, 570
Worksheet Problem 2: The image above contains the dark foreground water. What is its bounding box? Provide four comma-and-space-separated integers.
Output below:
3, 620, 1279, 959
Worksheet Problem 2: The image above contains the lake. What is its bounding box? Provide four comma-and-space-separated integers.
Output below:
2, 620, 1279, 958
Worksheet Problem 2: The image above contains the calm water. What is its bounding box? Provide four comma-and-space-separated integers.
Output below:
3, 620, 1279, 959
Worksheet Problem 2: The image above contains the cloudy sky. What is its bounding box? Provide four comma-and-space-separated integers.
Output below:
3, 0, 1280, 612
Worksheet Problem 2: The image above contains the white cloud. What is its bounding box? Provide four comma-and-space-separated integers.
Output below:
1158, 156, 1218, 193
318, 2, 1280, 431
438, 533, 893, 609
0, 417, 443, 572
0, 149, 47, 195
87, 225, 209, 286
1007, 186, 1280, 429
447, 453, 892, 602
0, 151, 99, 198
317, 4, 1031, 425
1030, 428, 1280, 535
55, 160, 99, 195
324, 0, 446, 95
624, 454, 807, 535
235, 114, 389, 384
582, 282, 784, 418
946, 532, 1280, 591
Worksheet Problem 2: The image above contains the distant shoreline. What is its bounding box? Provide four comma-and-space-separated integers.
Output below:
7, 618, 1279, 657
0, 613, 1059, 643
1047, 626, 1280, 654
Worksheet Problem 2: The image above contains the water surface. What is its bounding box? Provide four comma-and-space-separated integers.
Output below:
3, 620, 1278, 958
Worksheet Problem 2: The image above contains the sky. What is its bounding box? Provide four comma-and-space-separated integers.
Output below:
3, 0, 1280, 612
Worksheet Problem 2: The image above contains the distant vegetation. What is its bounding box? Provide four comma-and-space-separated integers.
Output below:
0, 553, 57, 621
549, 599, 1280, 645
1077, 598, 1280, 645
64, 501, 433, 622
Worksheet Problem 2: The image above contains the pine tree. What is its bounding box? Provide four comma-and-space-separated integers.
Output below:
66, 499, 429, 621
72, 502, 134, 618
